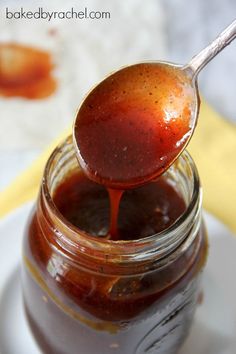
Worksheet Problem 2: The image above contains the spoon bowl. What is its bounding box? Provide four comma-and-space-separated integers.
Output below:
73, 62, 198, 189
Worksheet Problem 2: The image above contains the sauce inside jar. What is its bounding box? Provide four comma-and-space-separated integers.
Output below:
53, 170, 186, 240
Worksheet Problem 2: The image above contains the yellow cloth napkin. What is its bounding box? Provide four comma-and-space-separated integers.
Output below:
0, 101, 236, 233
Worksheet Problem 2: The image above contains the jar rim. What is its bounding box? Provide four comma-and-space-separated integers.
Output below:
41, 135, 201, 265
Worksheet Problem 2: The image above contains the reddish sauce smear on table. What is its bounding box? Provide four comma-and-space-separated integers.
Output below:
0, 43, 56, 99
74, 63, 196, 239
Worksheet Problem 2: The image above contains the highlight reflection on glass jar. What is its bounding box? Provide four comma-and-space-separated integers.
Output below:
22, 136, 208, 354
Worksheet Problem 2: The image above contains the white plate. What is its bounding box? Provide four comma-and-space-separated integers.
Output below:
0, 203, 236, 354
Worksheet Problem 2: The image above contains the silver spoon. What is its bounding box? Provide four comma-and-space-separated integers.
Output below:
73, 20, 236, 189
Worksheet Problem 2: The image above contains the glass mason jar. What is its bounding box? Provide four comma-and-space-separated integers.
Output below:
22, 135, 208, 354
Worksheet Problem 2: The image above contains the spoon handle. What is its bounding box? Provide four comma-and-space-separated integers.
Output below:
186, 19, 236, 76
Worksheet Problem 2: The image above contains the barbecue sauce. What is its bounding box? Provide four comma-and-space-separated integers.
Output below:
22, 61, 207, 354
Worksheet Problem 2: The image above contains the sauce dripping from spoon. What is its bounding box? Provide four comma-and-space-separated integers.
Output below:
73, 20, 236, 240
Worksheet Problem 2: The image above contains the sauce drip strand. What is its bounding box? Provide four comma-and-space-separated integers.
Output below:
73, 63, 196, 239
0, 43, 56, 99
